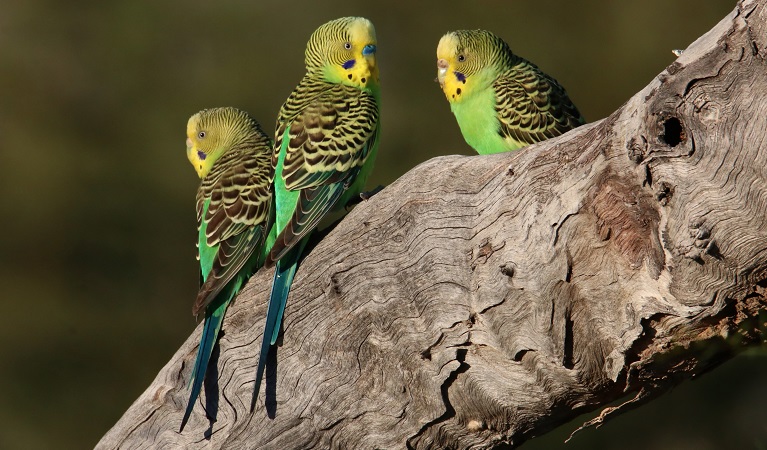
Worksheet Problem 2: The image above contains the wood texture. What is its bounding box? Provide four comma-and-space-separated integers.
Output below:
98, 1, 767, 448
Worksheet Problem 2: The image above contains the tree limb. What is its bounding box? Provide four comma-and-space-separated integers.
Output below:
98, 1, 767, 448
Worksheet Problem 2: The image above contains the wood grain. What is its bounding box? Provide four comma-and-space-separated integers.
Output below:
98, 1, 767, 448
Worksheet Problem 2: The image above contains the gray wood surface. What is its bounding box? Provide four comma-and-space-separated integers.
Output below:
98, 1, 767, 448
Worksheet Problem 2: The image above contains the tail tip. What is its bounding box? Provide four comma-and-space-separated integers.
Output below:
179, 416, 189, 433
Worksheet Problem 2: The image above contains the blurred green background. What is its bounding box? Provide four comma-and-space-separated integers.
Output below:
2, 0, 765, 449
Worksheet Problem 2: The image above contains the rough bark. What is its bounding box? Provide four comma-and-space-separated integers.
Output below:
99, 1, 767, 448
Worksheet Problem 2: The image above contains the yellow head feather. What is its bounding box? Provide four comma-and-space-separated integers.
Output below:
436, 30, 513, 104
306, 17, 379, 90
436, 33, 463, 103
185, 107, 263, 179
186, 112, 208, 178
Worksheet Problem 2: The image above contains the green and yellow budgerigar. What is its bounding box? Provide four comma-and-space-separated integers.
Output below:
251, 16, 381, 410
181, 107, 274, 431
436, 30, 584, 155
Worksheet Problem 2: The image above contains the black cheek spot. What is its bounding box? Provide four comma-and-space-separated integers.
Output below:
361, 77, 366, 83
456, 88, 462, 95
348, 74, 353, 80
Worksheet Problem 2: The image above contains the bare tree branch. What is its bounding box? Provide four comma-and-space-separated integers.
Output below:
98, 1, 767, 448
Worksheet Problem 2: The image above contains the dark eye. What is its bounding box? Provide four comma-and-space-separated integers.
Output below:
198, 131, 206, 139
344, 42, 352, 50
457, 55, 465, 62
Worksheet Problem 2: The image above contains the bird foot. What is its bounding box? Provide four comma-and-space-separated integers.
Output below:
345, 185, 385, 209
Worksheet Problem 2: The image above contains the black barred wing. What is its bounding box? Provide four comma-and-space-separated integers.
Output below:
193, 146, 274, 316
493, 61, 585, 147
277, 82, 378, 190
268, 81, 379, 263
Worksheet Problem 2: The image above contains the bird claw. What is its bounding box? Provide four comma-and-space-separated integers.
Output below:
360, 185, 384, 201
345, 185, 385, 209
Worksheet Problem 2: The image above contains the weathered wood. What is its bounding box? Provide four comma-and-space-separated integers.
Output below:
98, 1, 767, 448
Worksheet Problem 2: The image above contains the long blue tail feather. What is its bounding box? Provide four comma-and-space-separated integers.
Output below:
251, 245, 302, 411
180, 301, 227, 432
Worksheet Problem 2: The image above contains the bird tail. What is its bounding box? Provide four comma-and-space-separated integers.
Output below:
180, 300, 227, 432
251, 243, 303, 411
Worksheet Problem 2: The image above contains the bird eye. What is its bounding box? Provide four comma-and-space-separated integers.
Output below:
344, 42, 352, 50
198, 131, 206, 139
457, 55, 465, 62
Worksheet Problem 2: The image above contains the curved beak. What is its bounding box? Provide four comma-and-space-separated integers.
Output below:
437, 58, 449, 87
186, 139, 207, 178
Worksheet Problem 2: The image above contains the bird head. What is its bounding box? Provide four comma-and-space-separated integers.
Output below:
305, 17, 379, 90
436, 29, 513, 103
185, 107, 261, 179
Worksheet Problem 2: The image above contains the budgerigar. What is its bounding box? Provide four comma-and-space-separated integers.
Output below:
251, 16, 381, 410
181, 107, 274, 431
436, 29, 584, 155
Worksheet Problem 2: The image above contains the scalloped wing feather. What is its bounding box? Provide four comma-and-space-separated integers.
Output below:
267, 80, 379, 263
193, 146, 274, 316
493, 62, 585, 146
